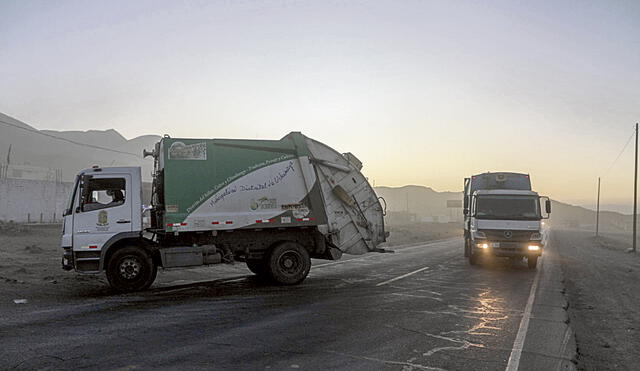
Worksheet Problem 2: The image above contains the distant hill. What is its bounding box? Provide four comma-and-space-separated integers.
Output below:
375, 185, 631, 233
0, 111, 633, 233
0, 112, 159, 181
549, 199, 630, 232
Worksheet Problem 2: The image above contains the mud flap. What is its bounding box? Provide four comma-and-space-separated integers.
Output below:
323, 246, 343, 260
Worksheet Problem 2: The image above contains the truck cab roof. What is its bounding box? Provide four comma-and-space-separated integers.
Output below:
79, 166, 141, 175
473, 189, 539, 197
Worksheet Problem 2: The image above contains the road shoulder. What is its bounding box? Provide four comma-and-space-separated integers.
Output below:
516, 233, 578, 371
554, 229, 640, 370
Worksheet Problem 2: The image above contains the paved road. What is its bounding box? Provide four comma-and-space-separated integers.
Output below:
1, 238, 570, 370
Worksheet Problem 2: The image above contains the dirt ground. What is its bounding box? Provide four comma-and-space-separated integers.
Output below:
0, 224, 94, 286
0, 224, 250, 310
0, 224, 105, 306
0, 222, 460, 308
553, 229, 640, 371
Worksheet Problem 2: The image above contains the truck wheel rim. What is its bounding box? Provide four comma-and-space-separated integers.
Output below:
119, 257, 141, 280
278, 251, 302, 275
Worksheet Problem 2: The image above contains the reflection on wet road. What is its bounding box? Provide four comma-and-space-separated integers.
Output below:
2, 238, 541, 370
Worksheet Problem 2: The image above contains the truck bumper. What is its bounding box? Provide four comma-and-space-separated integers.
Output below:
61, 247, 74, 271
472, 241, 543, 258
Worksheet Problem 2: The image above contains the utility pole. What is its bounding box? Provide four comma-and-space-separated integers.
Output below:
633, 123, 638, 252
596, 177, 600, 237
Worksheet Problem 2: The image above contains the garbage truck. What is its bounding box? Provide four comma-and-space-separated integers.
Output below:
463, 172, 551, 268
61, 132, 387, 291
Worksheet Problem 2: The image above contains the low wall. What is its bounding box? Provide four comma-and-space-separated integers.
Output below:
0, 178, 74, 223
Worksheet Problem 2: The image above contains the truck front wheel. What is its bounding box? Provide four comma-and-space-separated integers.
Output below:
527, 256, 538, 269
106, 246, 157, 292
267, 242, 311, 285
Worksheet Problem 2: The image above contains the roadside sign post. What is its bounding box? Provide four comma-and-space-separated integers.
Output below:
634, 123, 638, 252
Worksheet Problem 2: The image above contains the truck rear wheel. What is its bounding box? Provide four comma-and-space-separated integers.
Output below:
267, 242, 311, 285
246, 259, 269, 278
106, 246, 157, 292
527, 256, 538, 269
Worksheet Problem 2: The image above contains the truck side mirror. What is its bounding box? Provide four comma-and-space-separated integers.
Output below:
545, 199, 552, 214
463, 208, 469, 216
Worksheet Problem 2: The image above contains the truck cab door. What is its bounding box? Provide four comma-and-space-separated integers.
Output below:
463, 178, 471, 233
469, 194, 478, 231
72, 173, 133, 269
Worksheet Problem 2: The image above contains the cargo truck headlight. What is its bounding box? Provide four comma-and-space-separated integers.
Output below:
473, 231, 486, 239
530, 233, 542, 240
477, 243, 489, 249
527, 245, 541, 251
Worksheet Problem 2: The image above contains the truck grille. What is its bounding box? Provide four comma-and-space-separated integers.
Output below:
496, 242, 520, 250
482, 230, 533, 241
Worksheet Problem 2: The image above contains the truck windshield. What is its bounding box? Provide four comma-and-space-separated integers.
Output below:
64, 175, 80, 216
475, 195, 539, 220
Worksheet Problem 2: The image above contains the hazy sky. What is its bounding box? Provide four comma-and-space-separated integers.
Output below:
1, 0, 639, 211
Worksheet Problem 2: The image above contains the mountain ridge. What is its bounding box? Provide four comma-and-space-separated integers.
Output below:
0, 112, 159, 181
1, 111, 632, 232
375, 185, 630, 232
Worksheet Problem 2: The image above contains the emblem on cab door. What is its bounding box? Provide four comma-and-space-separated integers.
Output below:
97, 210, 109, 226
504, 231, 513, 238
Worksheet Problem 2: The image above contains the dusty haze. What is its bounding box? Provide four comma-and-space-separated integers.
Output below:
1, 0, 639, 210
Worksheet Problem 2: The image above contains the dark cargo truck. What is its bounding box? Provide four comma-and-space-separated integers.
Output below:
463, 172, 550, 268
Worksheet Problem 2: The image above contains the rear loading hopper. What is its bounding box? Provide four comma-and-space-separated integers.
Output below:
304, 136, 387, 255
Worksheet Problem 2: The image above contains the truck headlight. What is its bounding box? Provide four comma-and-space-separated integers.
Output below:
473, 231, 486, 239
477, 243, 489, 249
530, 233, 542, 240
527, 245, 540, 251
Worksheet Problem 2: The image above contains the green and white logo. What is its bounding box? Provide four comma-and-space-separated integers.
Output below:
250, 197, 277, 211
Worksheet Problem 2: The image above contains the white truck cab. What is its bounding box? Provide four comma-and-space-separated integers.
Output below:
61, 167, 143, 273
466, 189, 551, 268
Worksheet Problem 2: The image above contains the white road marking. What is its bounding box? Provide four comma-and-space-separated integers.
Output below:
313, 238, 460, 269
505, 257, 543, 371
375, 266, 430, 287
313, 255, 375, 268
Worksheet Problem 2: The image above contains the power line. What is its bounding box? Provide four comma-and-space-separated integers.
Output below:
602, 127, 635, 177
0, 118, 140, 157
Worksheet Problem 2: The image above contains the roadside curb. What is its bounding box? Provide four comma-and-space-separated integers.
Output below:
518, 236, 578, 370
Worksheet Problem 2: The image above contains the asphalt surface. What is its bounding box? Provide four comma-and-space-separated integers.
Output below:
1, 237, 574, 370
